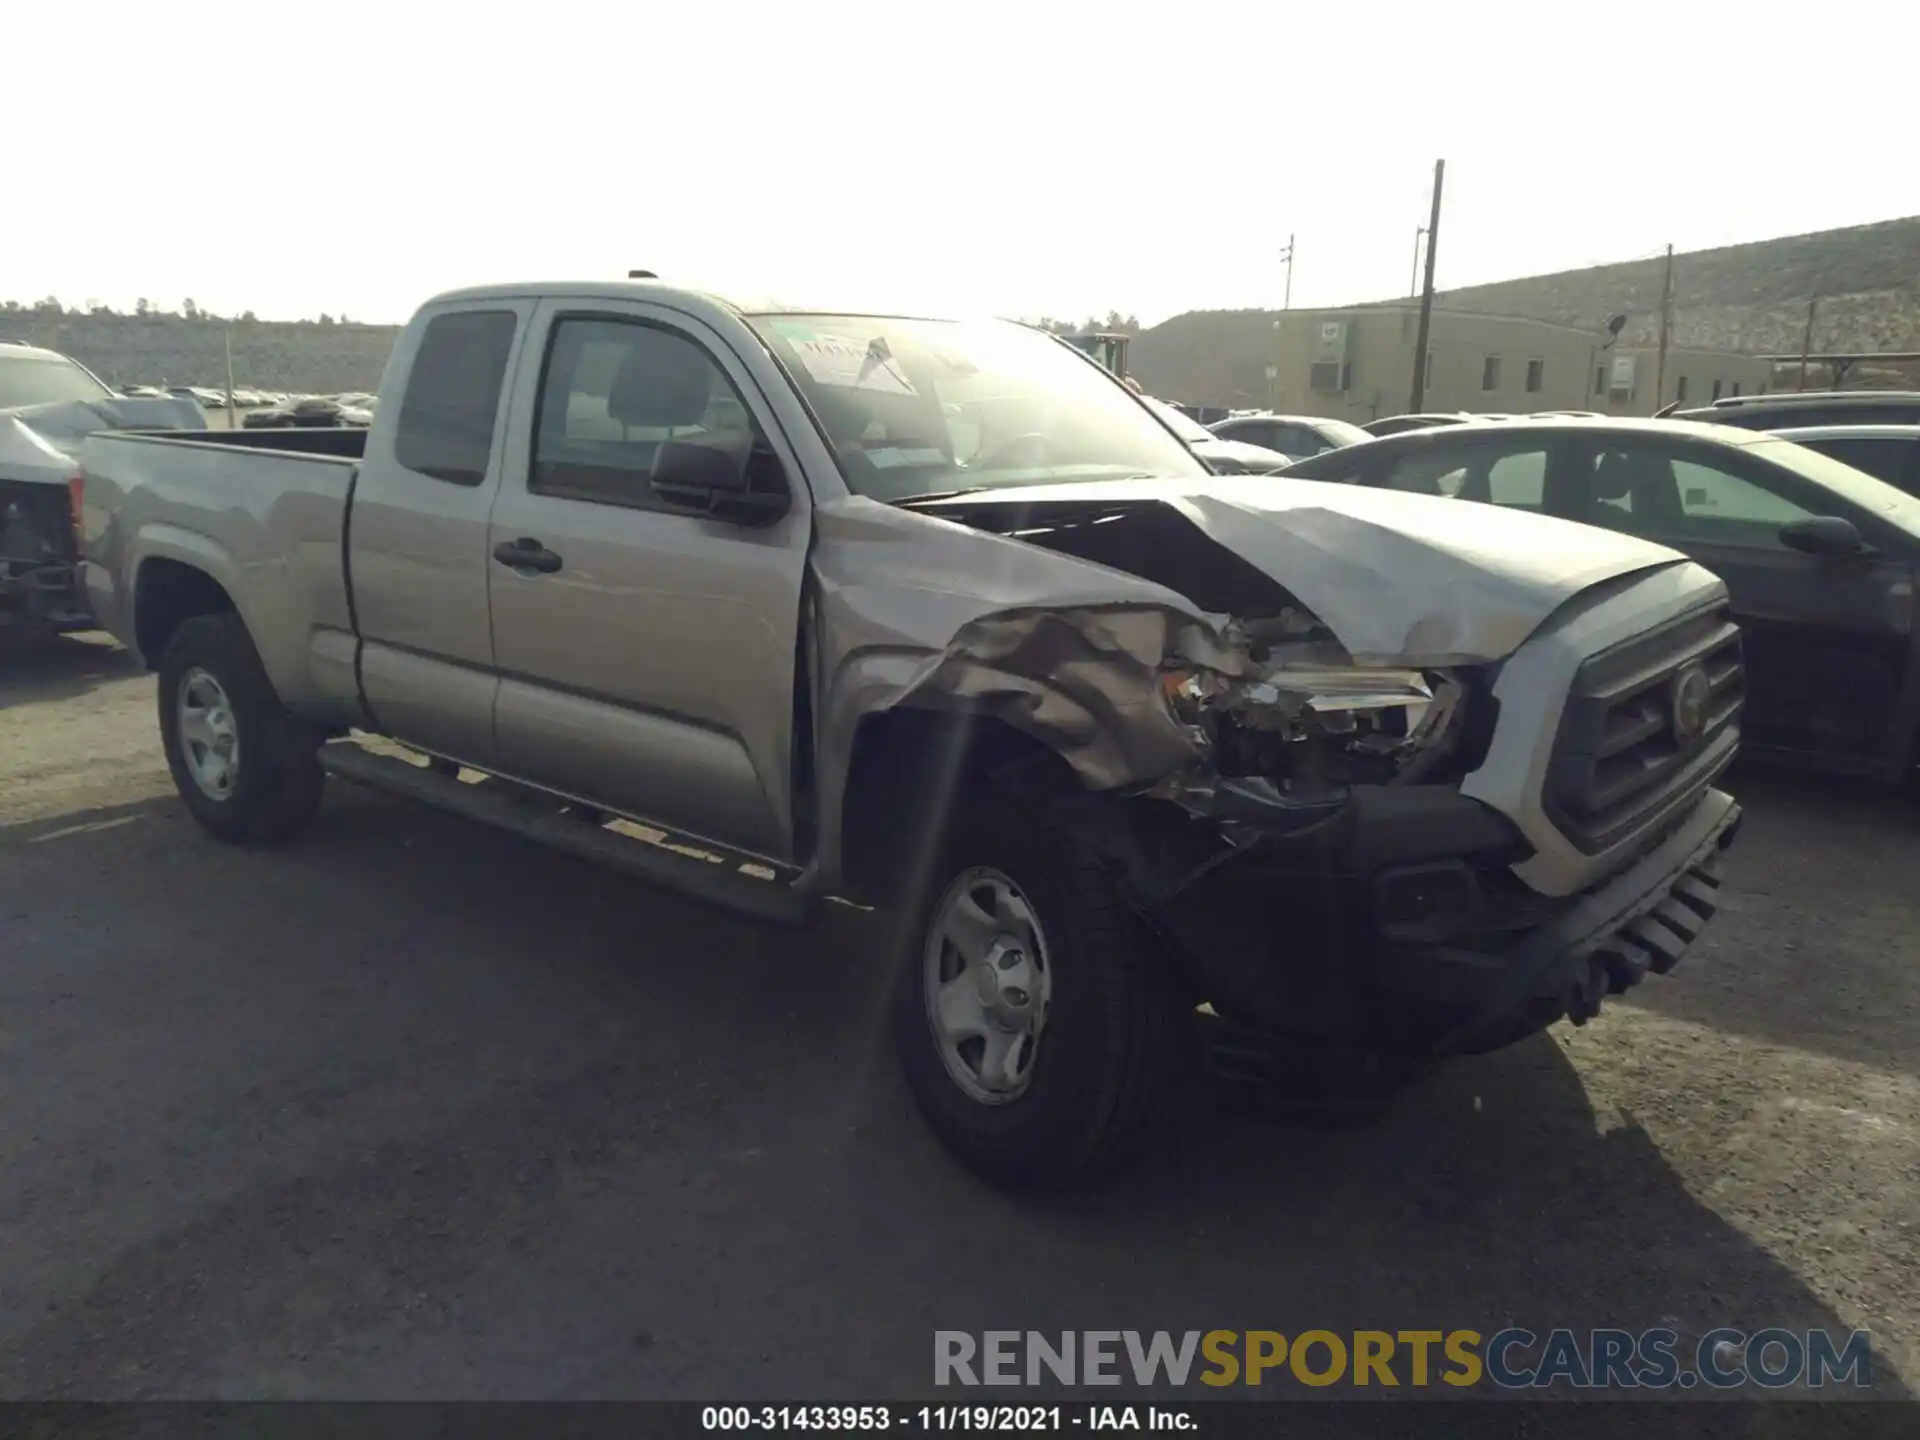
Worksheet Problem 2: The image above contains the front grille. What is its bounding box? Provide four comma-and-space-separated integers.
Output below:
1545, 602, 1744, 855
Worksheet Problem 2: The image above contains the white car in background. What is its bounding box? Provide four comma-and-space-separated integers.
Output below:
1207, 412, 1373, 460
1, 341, 201, 630
1139, 396, 1296, 474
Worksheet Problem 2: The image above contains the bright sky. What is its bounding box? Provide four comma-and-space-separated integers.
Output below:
16, 1, 1919, 327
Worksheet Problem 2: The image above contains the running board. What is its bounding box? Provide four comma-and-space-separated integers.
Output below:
318, 741, 813, 927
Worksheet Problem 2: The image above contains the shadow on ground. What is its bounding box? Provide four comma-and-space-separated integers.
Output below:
1616, 761, 1920, 1080
0, 781, 1901, 1401
0, 630, 140, 707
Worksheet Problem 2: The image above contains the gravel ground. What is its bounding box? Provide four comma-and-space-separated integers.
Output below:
1, 629, 1916, 1401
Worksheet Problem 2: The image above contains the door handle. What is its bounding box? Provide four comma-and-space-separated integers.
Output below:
492, 537, 563, 574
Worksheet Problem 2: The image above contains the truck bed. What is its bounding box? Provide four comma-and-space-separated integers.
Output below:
111, 425, 370, 460
80, 427, 363, 720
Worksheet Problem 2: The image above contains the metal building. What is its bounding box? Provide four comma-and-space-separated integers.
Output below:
1269, 306, 1774, 422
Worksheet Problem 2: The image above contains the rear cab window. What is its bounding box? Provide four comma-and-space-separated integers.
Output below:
394, 310, 519, 485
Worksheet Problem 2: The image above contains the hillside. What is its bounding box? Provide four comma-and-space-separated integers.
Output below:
1131, 215, 1920, 407
11, 215, 1920, 406
0, 305, 400, 394
1431, 215, 1920, 353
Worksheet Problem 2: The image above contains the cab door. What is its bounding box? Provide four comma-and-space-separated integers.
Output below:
346, 303, 532, 765
483, 300, 812, 861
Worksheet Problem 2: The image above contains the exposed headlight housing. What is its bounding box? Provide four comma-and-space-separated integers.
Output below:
1152, 659, 1471, 820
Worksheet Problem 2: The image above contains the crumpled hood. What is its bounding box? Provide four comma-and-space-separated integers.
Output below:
912, 474, 1689, 665
803, 478, 1698, 819
0, 396, 204, 486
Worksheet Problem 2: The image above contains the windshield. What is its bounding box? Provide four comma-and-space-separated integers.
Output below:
747, 315, 1208, 500
1744, 436, 1920, 533
0, 352, 113, 410
1139, 395, 1213, 444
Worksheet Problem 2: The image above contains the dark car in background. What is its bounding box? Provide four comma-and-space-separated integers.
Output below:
1672, 390, 1920, 430
1207, 412, 1372, 460
1280, 416, 1920, 784
1771, 426, 1920, 500
243, 395, 371, 429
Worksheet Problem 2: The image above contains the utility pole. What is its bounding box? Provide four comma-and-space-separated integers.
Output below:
224, 327, 237, 423
1653, 243, 1675, 411
1798, 298, 1818, 390
1409, 159, 1445, 413
1269, 236, 1295, 412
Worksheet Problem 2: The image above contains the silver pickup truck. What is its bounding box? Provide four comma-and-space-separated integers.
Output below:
80, 280, 1744, 1189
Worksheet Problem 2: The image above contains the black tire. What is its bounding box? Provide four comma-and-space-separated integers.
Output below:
157, 613, 325, 844
892, 793, 1192, 1192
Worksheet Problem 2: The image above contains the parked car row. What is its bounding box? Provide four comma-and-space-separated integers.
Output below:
241, 393, 377, 428
118, 384, 285, 409
115, 383, 380, 419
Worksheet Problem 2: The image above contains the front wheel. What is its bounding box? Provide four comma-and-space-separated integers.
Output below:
891, 795, 1191, 1191
157, 613, 325, 844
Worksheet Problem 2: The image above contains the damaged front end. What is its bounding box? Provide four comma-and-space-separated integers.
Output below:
1080, 619, 1541, 1056
2, 404, 108, 631
811, 489, 1542, 1052
0, 478, 90, 630
812, 481, 1737, 1064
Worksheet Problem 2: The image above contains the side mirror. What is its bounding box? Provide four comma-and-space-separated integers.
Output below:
1779, 515, 1867, 556
650, 439, 790, 525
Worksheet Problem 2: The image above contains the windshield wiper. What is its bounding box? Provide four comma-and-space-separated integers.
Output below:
893, 486, 997, 505
895, 474, 1166, 506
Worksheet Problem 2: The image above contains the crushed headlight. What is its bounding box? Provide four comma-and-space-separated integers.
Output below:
1151, 657, 1470, 817
1226, 667, 1432, 722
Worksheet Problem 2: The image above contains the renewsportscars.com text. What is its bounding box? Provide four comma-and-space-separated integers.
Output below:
934, 1329, 1874, 1390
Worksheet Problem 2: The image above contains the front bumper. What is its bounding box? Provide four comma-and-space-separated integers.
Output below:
0, 562, 93, 629
1422, 786, 1739, 1056
1138, 785, 1740, 1059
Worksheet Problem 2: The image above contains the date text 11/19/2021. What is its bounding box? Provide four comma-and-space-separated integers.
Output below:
702, 1407, 1190, 1431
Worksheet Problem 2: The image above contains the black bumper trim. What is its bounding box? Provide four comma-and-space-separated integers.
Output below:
1424, 787, 1741, 1058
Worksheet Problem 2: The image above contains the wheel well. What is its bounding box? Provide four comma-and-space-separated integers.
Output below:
135, 559, 236, 668
838, 708, 1079, 906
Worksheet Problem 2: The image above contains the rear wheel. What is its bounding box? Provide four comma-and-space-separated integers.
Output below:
892, 794, 1191, 1191
158, 613, 325, 844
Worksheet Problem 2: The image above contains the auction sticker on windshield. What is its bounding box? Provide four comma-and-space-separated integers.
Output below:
769, 322, 918, 396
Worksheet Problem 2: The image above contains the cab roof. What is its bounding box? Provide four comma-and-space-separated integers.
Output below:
421, 279, 960, 324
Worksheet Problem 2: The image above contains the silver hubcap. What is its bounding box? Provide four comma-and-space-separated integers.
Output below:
176, 667, 241, 801
924, 866, 1054, 1105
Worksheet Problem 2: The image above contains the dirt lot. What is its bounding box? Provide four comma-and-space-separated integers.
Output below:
2, 629, 1917, 1400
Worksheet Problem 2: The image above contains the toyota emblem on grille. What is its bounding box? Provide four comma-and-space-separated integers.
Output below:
1670, 662, 1712, 744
